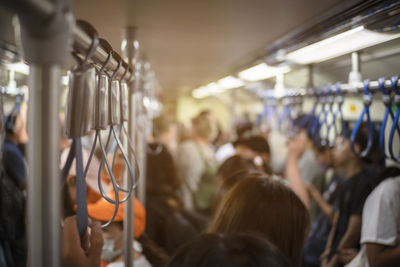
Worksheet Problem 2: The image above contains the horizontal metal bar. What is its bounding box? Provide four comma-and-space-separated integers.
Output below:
73, 27, 132, 80
275, 78, 400, 99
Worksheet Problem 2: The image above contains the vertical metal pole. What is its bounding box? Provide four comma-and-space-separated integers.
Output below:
348, 51, 362, 86
306, 64, 314, 89
122, 26, 139, 267
27, 65, 61, 267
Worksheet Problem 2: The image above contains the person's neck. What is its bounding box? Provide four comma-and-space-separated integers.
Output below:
344, 159, 362, 179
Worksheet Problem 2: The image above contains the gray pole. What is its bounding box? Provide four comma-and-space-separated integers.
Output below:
27, 65, 62, 267
10, 3, 74, 266
122, 26, 139, 267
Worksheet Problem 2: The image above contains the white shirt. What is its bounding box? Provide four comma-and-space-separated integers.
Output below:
346, 176, 400, 267
215, 142, 235, 164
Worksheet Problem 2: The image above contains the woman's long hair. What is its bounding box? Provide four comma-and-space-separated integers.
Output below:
209, 176, 309, 267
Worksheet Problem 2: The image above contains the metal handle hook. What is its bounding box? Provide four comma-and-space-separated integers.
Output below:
98, 38, 113, 74
73, 20, 99, 66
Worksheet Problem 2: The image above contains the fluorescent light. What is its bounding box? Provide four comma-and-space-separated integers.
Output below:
238, 63, 290, 82
217, 76, 244, 89
286, 26, 400, 64
6, 62, 29, 75
192, 88, 207, 99
192, 82, 226, 99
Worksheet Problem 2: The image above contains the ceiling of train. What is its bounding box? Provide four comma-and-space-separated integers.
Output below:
74, 0, 348, 97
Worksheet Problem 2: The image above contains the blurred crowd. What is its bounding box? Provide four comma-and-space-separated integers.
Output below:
1, 105, 400, 267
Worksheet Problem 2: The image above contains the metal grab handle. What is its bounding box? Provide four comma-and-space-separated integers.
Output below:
350, 80, 374, 158
389, 76, 400, 161
101, 127, 132, 203
96, 129, 120, 228
110, 125, 136, 194
121, 124, 141, 181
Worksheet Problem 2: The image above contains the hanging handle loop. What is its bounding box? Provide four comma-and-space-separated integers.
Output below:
389, 76, 400, 161
377, 77, 399, 160
333, 83, 347, 142
350, 80, 374, 158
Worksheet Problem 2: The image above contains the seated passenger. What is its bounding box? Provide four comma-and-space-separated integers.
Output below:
166, 233, 292, 267
209, 175, 309, 267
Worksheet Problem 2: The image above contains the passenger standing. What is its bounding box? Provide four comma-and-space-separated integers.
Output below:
345, 167, 400, 267
177, 113, 218, 214
321, 124, 383, 267
166, 233, 292, 267
209, 175, 309, 267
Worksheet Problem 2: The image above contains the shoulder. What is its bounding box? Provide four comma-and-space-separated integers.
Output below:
366, 177, 400, 204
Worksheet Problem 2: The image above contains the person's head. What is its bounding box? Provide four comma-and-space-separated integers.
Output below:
212, 169, 258, 216
146, 143, 180, 198
167, 233, 292, 267
191, 114, 214, 142
333, 122, 383, 171
216, 155, 257, 185
312, 141, 334, 171
152, 115, 177, 150
234, 135, 272, 174
209, 176, 309, 267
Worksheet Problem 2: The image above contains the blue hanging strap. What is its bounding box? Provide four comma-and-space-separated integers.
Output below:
325, 84, 336, 146
311, 89, 323, 139
333, 83, 347, 140
60, 138, 88, 237
378, 77, 399, 160
74, 138, 88, 237
388, 76, 400, 161
318, 87, 330, 145
350, 80, 374, 157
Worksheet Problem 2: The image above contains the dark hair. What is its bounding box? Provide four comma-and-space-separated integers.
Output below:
217, 155, 257, 183
146, 143, 181, 199
166, 233, 292, 267
348, 122, 384, 166
234, 135, 270, 155
209, 176, 309, 267
236, 122, 254, 139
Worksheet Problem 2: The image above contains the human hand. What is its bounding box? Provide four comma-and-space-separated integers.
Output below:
338, 248, 358, 264
287, 134, 307, 160
62, 216, 103, 267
